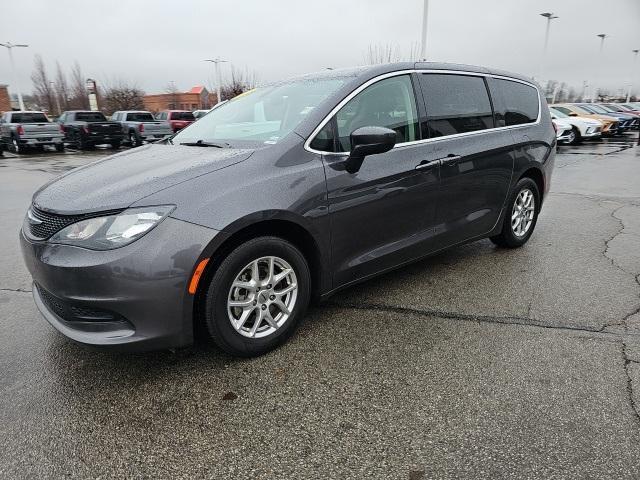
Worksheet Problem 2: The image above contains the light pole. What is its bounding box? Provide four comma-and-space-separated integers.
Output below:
50, 81, 61, 116
626, 49, 639, 103
593, 33, 608, 102
538, 12, 558, 83
0, 42, 29, 111
419, 0, 429, 61
204, 58, 227, 105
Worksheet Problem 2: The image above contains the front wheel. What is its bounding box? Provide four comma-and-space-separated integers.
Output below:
567, 127, 581, 145
490, 178, 540, 248
204, 236, 311, 357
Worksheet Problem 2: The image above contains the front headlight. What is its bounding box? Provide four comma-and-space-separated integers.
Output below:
49, 205, 175, 250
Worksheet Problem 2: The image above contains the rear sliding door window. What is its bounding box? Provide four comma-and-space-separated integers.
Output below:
420, 74, 494, 138
495, 79, 539, 126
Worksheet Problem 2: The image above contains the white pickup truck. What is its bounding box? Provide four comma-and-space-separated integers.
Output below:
111, 111, 173, 147
0, 111, 65, 153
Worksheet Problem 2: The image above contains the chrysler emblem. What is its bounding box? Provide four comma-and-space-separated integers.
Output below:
27, 208, 43, 225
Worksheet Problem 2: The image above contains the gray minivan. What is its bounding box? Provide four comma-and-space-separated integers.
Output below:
20, 62, 555, 357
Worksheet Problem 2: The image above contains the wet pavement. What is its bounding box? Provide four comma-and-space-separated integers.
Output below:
1, 137, 640, 479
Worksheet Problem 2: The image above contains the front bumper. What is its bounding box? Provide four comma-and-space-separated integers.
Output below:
20, 216, 220, 351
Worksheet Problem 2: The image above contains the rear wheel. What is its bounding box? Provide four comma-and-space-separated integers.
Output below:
129, 131, 141, 147
110, 141, 121, 150
203, 236, 311, 357
567, 127, 581, 145
55, 143, 65, 152
10, 137, 25, 154
490, 178, 540, 248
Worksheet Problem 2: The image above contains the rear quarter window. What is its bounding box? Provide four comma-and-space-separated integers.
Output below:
496, 79, 539, 126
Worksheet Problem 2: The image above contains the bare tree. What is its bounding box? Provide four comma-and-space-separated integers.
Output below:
220, 66, 258, 101
364, 43, 421, 65
101, 79, 145, 113
69, 61, 90, 109
54, 61, 70, 111
31, 55, 54, 113
165, 81, 180, 109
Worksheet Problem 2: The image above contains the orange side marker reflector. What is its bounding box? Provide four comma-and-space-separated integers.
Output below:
189, 258, 210, 294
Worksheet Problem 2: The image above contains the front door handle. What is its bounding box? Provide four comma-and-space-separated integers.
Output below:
415, 159, 440, 171
440, 154, 462, 166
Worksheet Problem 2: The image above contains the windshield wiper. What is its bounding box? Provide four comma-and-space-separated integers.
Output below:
179, 140, 229, 148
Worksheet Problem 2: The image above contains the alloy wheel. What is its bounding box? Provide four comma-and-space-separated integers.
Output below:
511, 188, 535, 237
227, 256, 298, 338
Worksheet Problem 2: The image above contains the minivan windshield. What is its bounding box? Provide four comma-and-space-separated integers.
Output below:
173, 78, 346, 146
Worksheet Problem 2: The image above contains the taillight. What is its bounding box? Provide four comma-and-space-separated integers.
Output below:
59, 124, 65, 134
16, 125, 24, 135
139, 123, 144, 133
83, 126, 89, 134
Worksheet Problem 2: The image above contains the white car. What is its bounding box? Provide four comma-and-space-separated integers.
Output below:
549, 107, 602, 144
552, 118, 573, 144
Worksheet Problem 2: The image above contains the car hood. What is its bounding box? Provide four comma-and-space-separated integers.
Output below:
33, 144, 253, 214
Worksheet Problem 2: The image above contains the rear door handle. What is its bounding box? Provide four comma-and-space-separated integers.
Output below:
415, 159, 440, 171
440, 155, 462, 166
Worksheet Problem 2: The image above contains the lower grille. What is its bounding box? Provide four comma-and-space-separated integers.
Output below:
37, 284, 125, 323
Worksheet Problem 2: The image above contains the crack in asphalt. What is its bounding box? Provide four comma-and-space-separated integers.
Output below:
323, 301, 640, 339
622, 341, 640, 425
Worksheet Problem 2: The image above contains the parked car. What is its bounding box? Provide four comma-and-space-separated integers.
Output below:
193, 101, 229, 120
552, 118, 574, 144
619, 103, 640, 113
58, 111, 124, 150
0, 111, 65, 154
575, 104, 636, 132
551, 104, 620, 136
20, 62, 555, 357
599, 104, 640, 129
111, 111, 173, 146
548, 107, 602, 144
156, 110, 195, 132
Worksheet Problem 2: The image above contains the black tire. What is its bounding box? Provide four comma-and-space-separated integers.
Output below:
110, 141, 121, 150
10, 137, 25, 154
129, 131, 141, 147
567, 127, 581, 145
55, 143, 65, 152
490, 177, 540, 248
204, 236, 311, 357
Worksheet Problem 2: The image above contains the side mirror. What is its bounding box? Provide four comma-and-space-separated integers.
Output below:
346, 126, 396, 173
569, 112, 578, 117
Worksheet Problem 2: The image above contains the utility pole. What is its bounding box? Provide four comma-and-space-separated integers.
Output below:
627, 49, 639, 103
538, 13, 558, 82
593, 34, 608, 102
204, 58, 227, 105
0, 42, 29, 111
419, 0, 429, 61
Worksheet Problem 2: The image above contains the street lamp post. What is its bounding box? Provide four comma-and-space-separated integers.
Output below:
204, 58, 227, 105
419, 0, 429, 61
626, 49, 639, 103
0, 42, 29, 111
50, 81, 61, 116
538, 13, 558, 83
593, 34, 608, 102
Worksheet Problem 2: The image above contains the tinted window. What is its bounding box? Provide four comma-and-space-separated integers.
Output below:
420, 74, 494, 137
11, 113, 49, 123
335, 75, 418, 151
496, 79, 539, 126
171, 112, 195, 121
126, 112, 155, 122
76, 112, 108, 122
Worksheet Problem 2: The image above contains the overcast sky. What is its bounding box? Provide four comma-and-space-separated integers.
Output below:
2, 0, 639, 97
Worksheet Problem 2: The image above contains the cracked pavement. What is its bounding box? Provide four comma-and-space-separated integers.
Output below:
1, 138, 640, 479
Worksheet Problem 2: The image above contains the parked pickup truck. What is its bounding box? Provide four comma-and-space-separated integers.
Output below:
58, 110, 124, 150
111, 111, 173, 147
156, 110, 195, 133
0, 111, 65, 154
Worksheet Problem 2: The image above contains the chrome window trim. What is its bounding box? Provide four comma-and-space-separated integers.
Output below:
304, 68, 543, 156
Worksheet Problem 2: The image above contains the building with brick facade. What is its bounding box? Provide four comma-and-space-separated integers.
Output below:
143, 86, 216, 113
0, 85, 12, 113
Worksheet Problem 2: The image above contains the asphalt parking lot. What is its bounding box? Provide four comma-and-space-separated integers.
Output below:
1, 137, 640, 479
